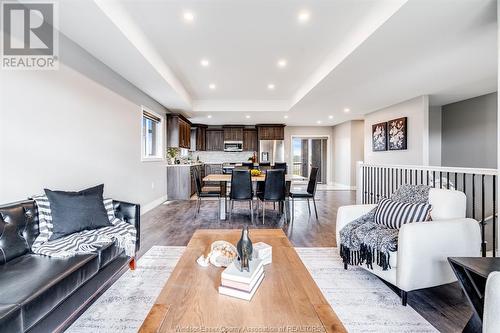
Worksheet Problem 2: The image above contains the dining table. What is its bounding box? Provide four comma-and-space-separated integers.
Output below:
202, 173, 307, 221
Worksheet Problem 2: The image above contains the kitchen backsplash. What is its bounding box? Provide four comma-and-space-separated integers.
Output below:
190, 151, 255, 163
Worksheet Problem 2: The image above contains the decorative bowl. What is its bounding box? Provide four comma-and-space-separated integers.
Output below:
209, 241, 238, 267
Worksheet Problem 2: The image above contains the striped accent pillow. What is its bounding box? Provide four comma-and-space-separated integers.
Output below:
374, 198, 432, 229
31, 195, 118, 249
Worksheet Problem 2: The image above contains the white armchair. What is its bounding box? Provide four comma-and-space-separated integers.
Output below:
336, 188, 481, 305
484, 272, 500, 333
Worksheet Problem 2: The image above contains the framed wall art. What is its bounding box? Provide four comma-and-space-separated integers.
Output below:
372, 122, 387, 151
388, 117, 407, 150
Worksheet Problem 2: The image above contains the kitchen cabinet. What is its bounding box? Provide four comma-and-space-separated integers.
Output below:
206, 129, 224, 151
223, 126, 244, 141
190, 124, 207, 151
167, 164, 202, 200
243, 128, 258, 151
196, 125, 207, 151
167, 114, 191, 149
256, 124, 285, 140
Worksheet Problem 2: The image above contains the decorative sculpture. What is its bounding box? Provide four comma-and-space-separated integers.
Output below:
236, 226, 253, 272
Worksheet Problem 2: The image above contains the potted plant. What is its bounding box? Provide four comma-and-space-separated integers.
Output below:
167, 147, 179, 164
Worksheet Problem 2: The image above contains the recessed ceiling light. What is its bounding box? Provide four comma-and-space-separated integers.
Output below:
277, 59, 287, 68
316, 120, 322, 124
344, 108, 350, 113
209, 83, 216, 90
267, 83, 275, 90
245, 115, 251, 119
200, 59, 210, 67
207, 115, 212, 119
183, 11, 195, 22
284, 115, 289, 119
298, 11, 310, 23
328, 115, 333, 119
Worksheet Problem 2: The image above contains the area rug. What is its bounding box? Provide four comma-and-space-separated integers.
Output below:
67, 246, 437, 333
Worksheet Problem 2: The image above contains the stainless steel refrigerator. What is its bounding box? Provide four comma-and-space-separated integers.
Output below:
259, 140, 285, 164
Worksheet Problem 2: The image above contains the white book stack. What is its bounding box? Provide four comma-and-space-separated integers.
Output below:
219, 259, 264, 301
253, 242, 272, 265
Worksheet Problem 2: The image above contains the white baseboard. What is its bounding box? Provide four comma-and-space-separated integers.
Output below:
141, 195, 168, 215
332, 183, 357, 190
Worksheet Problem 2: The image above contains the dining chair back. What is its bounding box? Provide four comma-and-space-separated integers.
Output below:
307, 167, 319, 195
273, 162, 287, 174
242, 162, 254, 169
263, 169, 286, 201
230, 170, 253, 200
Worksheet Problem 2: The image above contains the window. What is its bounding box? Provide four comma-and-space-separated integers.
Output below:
141, 107, 164, 161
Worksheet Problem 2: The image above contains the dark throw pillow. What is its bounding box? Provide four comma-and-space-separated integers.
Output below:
374, 198, 432, 229
44, 184, 111, 240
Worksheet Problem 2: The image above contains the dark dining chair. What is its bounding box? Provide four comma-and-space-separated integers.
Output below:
229, 170, 254, 223
192, 167, 221, 220
273, 162, 287, 174
257, 169, 286, 224
289, 167, 319, 220
242, 162, 254, 169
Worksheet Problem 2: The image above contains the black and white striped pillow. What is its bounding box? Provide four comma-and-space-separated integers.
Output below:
374, 198, 432, 229
31, 195, 118, 249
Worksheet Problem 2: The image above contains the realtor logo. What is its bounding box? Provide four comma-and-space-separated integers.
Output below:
1, 1, 58, 70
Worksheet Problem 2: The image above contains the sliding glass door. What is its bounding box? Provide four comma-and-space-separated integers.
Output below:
292, 137, 327, 183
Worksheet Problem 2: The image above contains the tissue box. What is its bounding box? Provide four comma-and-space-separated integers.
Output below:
253, 242, 272, 265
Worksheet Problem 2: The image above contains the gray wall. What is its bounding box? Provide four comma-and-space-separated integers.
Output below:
0, 33, 169, 211
441, 92, 497, 168
428, 106, 442, 166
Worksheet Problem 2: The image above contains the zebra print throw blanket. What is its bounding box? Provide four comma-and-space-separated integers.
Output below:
339, 185, 430, 271
31, 196, 137, 258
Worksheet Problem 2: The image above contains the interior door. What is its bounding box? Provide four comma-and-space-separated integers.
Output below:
292, 137, 328, 183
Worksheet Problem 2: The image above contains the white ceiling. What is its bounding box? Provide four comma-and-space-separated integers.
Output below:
58, 0, 497, 126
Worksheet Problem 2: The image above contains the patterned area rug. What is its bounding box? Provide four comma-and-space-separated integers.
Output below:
67, 246, 437, 333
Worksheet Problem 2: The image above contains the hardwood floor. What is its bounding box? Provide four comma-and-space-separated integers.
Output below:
139, 189, 471, 333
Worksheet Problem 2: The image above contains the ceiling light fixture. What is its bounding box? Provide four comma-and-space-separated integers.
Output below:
328, 115, 333, 119
298, 11, 310, 23
245, 115, 251, 119
284, 115, 289, 119
207, 115, 212, 119
200, 59, 210, 67
267, 83, 275, 90
183, 11, 195, 22
316, 120, 322, 124
209, 83, 216, 90
277, 59, 287, 68
344, 108, 350, 113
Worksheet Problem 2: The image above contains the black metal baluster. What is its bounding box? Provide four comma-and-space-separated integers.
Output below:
447, 172, 450, 189
454, 172, 458, 190
439, 171, 443, 189
405, 169, 408, 184
432, 171, 436, 187
472, 174, 476, 236
493, 175, 496, 258
426, 170, 429, 186
420, 170, 423, 185
400, 169, 403, 186
481, 174, 486, 257
409, 170, 413, 185
370, 167, 374, 203
463, 173, 466, 193
415, 169, 418, 184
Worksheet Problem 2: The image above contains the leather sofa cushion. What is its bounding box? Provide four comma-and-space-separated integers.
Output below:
97, 242, 125, 269
0, 253, 99, 331
0, 201, 38, 264
0, 304, 22, 333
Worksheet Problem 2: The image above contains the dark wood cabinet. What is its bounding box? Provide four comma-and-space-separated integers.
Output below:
223, 126, 244, 141
256, 124, 285, 140
167, 114, 191, 149
205, 129, 224, 151
191, 124, 207, 151
243, 128, 258, 151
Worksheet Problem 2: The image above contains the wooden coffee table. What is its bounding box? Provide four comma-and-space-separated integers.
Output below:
139, 229, 346, 333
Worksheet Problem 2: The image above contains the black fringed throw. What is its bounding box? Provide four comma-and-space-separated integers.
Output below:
339, 185, 431, 271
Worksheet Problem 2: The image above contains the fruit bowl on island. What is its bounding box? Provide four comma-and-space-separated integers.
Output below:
250, 169, 262, 176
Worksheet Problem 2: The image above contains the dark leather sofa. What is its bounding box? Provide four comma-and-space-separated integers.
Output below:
0, 199, 140, 333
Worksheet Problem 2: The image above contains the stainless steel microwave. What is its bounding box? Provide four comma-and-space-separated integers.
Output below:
224, 141, 243, 152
